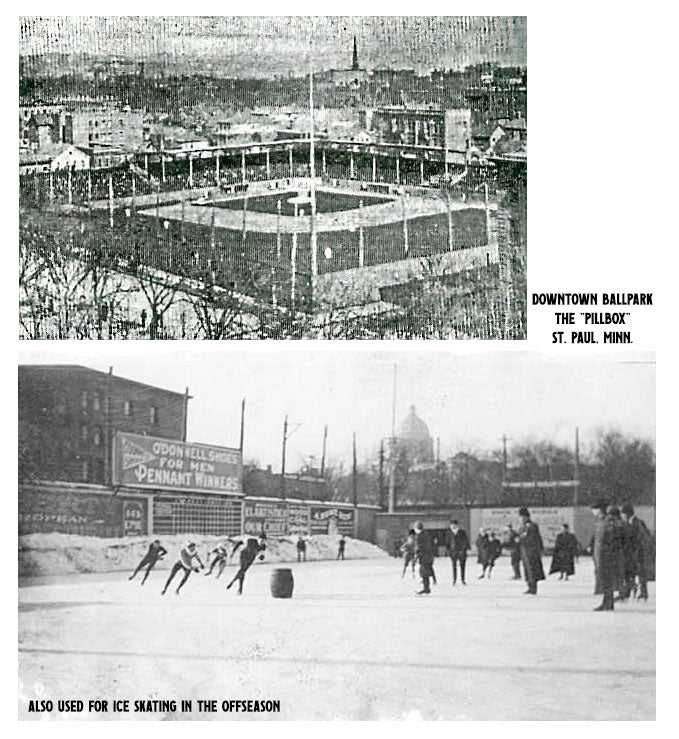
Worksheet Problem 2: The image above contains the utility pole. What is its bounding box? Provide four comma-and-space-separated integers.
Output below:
388, 364, 397, 513
239, 399, 246, 453
352, 432, 358, 538
502, 434, 508, 483
182, 386, 190, 442
281, 415, 288, 499
104, 366, 114, 486
378, 440, 385, 509
280, 415, 302, 499
320, 424, 328, 478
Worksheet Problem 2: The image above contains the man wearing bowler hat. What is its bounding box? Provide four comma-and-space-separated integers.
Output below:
445, 519, 470, 585
518, 507, 545, 595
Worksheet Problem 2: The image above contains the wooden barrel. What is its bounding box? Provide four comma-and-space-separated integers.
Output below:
270, 568, 294, 598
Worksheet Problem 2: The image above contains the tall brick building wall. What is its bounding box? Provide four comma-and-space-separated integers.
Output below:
18, 365, 188, 486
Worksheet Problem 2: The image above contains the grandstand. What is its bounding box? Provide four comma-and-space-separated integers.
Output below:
19, 132, 526, 339
19, 138, 503, 306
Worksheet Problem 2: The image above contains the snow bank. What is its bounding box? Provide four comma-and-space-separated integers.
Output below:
18, 533, 388, 577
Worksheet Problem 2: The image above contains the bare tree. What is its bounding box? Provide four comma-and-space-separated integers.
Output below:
45, 244, 91, 339
185, 266, 248, 340
133, 267, 180, 339
19, 239, 51, 339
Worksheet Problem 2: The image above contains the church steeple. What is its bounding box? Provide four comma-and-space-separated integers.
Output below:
351, 36, 359, 71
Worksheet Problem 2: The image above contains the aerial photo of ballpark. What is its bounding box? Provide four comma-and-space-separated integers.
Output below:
18, 350, 655, 720
19, 17, 527, 340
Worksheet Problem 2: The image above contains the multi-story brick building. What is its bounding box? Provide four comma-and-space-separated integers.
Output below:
17, 365, 386, 541
67, 108, 146, 151
18, 364, 189, 486
19, 102, 65, 146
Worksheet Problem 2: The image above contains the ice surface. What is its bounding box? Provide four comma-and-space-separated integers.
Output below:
18, 555, 654, 720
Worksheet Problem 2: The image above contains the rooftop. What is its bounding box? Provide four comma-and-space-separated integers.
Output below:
19, 365, 189, 399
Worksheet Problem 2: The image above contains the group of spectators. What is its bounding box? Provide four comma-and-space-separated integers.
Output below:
397, 504, 654, 608
589, 502, 654, 611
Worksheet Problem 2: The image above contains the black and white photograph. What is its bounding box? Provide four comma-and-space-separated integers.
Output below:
19, 16, 527, 340
18, 349, 655, 720
13, 7, 671, 728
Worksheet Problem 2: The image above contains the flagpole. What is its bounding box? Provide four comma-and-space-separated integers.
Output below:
309, 23, 318, 279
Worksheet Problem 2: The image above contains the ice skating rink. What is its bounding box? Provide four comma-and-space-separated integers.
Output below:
18, 556, 655, 720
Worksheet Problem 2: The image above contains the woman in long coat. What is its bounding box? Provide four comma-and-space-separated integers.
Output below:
549, 523, 578, 579
476, 528, 489, 576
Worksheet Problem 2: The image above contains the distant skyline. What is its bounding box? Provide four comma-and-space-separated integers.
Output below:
18, 348, 655, 473
19, 16, 527, 77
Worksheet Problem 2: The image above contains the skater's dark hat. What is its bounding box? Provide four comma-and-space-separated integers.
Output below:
621, 503, 635, 516
518, 507, 530, 517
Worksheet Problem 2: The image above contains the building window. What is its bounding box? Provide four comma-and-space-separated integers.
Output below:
150, 406, 158, 424
81, 391, 88, 410
81, 460, 89, 482
81, 424, 89, 441
92, 427, 102, 447
124, 400, 133, 417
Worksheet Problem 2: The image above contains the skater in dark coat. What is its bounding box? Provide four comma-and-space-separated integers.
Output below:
400, 530, 417, 578
616, 513, 638, 600
414, 521, 435, 595
476, 528, 490, 578
503, 524, 522, 579
487, 531, 502, 580
607, 506, 626, 598
337, 535, 346, 560
476, 528, 488, 564
621, 504, 654, 600
226, 535, 266, 595
591, 502, 619, 611
484, 533, 503, 579
129, 539, 167, 585
296, 536, 307, 563
444, 520, 470, 585
518, 508, 545, 594
161, 542, 204, 595
549, 524, 579, 580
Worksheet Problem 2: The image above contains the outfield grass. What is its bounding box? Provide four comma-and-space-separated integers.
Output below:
208, 189, 393, 216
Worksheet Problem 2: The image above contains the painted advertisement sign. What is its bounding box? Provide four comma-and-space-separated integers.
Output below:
479, 507, 574, 549
243, 500, 288, 536
310, 505, 355, 535
122, 500, 145, 536
287, 504, 311, 536
112, 432, 242, 495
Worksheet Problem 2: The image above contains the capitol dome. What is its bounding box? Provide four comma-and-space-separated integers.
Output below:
396, 405, 434, 464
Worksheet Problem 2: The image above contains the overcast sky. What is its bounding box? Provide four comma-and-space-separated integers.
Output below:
19, 16, 527, 75
18, 347, 655, 471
